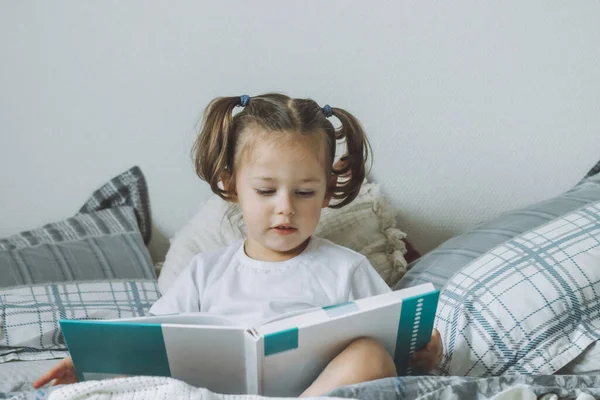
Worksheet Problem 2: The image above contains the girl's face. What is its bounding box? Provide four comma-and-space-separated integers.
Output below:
234, 135, 330, 262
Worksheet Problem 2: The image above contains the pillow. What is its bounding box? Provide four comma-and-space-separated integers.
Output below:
0, 166, 156, 287
158, 182, 408, 294
396, 161, 600, 291
0, 279, 160, 362
78, 165, 152, 245
558, 341, 600, 375
435, 200, 600, 376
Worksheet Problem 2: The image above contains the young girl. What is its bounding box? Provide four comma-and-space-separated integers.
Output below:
35, 93, 442, 396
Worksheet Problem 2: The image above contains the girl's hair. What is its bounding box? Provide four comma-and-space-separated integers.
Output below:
192, 93, 371, 209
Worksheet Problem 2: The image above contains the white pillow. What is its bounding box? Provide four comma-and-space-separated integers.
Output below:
158, 182, 408, 294
435, 200, 600, 376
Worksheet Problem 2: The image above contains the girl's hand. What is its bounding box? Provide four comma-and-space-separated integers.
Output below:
33, 357, 78, 388
410, 328, 443, 372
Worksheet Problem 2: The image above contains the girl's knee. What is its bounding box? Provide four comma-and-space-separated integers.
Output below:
346, 337, 397, 379
300, 337, 397, 397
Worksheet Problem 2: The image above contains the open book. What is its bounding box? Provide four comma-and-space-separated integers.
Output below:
60, 283, 439, 397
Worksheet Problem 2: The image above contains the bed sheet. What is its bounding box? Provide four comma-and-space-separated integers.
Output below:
4, 372, 600, 400
0, 359, 61, 400
327, 375, 600, 400
0, 360, 58, 393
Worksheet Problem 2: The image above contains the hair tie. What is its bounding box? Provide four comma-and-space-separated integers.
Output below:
322, 104, 333, 118
240, 95, 250, 107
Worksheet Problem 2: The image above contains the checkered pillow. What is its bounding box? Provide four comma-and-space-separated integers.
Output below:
435, 200, 600, 376
397, 160, 600, 291
78, 165, 152, 245
0, 279, 160, 362
0, 167, 155, 288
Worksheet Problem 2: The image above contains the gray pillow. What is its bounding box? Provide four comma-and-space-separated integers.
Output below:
395, 160, 600, 291
0, 167, 155, 288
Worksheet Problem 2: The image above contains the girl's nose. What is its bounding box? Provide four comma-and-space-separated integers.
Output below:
275, 193, 295, 216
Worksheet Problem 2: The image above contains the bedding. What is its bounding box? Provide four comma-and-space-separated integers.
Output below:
435, 200, 600, 376
393, 160, 600, 379
4, 164, 600, 399
396, 160, 600, 291
395, 161, 600, 377
0, 166, 155, 287
0, 279, 160, 362
46, 377, 347, 400
0, 360, 57, 393
5, 374, 600, 400
559, 341, 600, 375
327, 375, 600, 400
78, 165, 152, 245
0, 376, 347, 400
0, 167, 160, 398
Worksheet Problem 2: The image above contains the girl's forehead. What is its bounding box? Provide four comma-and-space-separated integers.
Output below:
238, 139, 327, 180
253, 141, 321, 166
237, 128, 330, 170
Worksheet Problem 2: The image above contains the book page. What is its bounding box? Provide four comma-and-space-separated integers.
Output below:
259, 303, 402, 397
255, 283, 438, 397
161, 324, 250, 394
258, 283, 435, 335
105, 312, 245, 327
257, 307, 321, 326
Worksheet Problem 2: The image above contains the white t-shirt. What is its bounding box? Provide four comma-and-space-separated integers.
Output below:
150, 236, 391, 325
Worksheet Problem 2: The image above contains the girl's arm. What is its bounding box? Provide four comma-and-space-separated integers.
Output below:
150, 258, 203, 315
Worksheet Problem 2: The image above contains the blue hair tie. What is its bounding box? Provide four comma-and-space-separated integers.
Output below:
322, 104, 333, 118
240, 95, 250, 107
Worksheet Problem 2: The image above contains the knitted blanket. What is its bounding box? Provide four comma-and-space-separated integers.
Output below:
47, 376, 352, 400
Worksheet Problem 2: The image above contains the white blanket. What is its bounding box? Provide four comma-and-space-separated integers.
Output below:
47, 376, 353, 400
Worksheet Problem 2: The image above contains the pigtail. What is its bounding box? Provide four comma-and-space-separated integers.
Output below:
193, 93, 371, 209
192, 96, 243, 200
328, 107, 372, 209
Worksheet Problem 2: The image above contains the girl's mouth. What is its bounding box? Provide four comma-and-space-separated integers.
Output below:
272, 225, 297, 235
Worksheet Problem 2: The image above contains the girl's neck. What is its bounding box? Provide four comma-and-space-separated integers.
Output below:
243, 237, 312, 262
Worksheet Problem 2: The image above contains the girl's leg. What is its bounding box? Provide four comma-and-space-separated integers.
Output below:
300, 337, 397, 397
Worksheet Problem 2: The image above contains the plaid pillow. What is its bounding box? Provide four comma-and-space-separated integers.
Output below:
79, 165, 152, 245
0, 167, 155, 288
396, 160, 600, 291
0, 279, 160, 362
435, 200, 600, 376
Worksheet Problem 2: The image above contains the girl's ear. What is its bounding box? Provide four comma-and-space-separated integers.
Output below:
221, 171, 238, 203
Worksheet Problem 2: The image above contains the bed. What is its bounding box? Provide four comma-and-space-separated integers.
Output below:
2, 161, 600, 400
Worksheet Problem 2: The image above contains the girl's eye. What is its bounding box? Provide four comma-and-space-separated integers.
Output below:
255, 189, 275, 196
254, 189, 315, 197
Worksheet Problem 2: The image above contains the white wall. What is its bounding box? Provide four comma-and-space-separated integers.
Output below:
1, 1, 599, 262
